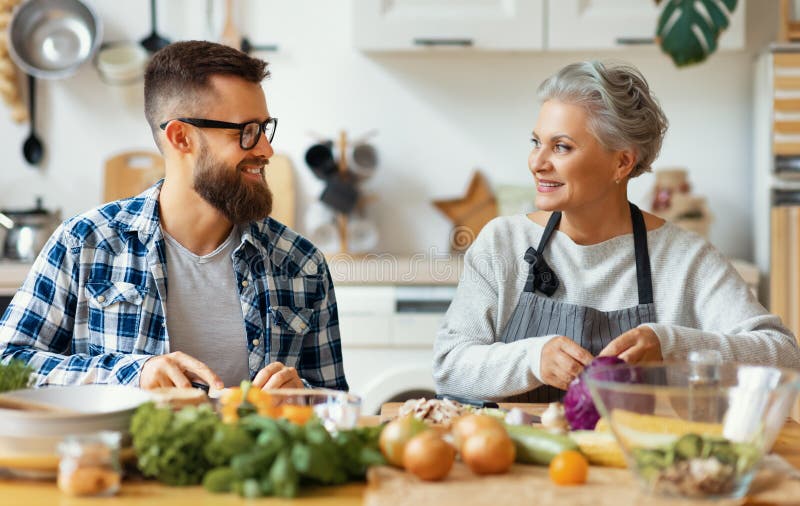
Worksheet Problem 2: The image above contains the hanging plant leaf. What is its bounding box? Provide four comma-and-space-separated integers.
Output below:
655, 0, 738, 67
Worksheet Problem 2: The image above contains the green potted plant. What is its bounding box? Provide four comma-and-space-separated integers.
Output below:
656, 0, 739, 66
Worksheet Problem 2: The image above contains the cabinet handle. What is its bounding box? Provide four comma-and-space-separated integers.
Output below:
615, 37, 656, 46
413, 38, 474, 47
773, 188, 800, 206
775, 155, 800, 174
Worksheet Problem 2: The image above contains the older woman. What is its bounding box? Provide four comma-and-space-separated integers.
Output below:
433, 60, 800, 402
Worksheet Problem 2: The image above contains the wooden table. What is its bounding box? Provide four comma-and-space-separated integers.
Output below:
1, 406, 799, 505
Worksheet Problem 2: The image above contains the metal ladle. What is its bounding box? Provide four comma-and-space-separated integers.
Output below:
22, 74, 43, 166
140, 0, 170, 53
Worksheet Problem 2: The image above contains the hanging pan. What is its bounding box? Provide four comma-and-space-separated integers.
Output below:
7, 0, 101, 165
8, 0, 102, 80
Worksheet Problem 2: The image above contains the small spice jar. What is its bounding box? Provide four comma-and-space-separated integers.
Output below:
57, 431, 122, 497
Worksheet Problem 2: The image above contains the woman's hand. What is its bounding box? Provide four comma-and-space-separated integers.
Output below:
598, 326, 662, 364
540, 336, 594, 390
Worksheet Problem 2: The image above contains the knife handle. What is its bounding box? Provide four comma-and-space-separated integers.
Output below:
435, 394, 499, 409
190, 381, 210, 393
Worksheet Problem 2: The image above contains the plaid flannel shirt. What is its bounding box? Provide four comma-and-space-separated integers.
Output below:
0, 181, 348, 390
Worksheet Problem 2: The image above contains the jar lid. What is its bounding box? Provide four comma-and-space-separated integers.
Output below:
58, 431, 121, 459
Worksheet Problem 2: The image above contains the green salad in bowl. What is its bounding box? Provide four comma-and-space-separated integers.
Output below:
584, 361, 800, 500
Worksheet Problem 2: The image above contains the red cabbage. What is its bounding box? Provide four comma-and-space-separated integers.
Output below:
563, 356, 626, 430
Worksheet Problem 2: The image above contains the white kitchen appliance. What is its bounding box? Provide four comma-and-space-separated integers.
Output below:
335, 284, 456, 415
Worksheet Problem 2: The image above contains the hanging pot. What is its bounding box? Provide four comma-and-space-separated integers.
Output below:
8, 0, 102, 80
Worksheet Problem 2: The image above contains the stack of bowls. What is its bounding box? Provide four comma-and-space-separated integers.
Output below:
0, 385, 152, 478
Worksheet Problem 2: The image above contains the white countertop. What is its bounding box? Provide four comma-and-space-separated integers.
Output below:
0, 255, 467, 293
0, 261, 32, 296
326, 253, 464, 285
0, 255, 762, 291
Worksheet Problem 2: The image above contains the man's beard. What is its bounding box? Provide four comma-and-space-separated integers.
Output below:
192, 141, 273, 224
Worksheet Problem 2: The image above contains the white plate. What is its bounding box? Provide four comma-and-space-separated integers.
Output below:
0, 385, 152, 435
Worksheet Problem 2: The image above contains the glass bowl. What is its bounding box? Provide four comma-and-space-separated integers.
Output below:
258, 388, 361, 432
584, 362, 800, 500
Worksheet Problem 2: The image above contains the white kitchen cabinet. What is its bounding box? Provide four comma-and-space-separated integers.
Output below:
335, 283, 453, 415
547, 0, 745, 51
352, 0, 545, 51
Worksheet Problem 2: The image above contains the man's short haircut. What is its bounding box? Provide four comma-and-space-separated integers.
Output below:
144, 40, 270, 150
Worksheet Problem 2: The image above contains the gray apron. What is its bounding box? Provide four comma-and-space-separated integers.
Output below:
500, 203, 656, 402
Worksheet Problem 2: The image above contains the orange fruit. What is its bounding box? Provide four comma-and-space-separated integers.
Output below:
548, 450, 589, 485
281, 404, 315, 425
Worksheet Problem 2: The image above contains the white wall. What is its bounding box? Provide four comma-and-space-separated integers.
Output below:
0, 0, 779, 260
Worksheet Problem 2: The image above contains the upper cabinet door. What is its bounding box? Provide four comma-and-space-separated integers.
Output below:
547, 0, 745, 51
353, 0, 545, 51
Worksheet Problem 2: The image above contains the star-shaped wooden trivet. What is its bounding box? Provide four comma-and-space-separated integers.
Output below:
432, 171, 498, 252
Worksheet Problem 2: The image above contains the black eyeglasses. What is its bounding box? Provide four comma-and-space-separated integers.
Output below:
159, 117, 278, 149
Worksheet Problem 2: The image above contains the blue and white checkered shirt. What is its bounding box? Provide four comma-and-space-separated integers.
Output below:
0, 181, 348, 390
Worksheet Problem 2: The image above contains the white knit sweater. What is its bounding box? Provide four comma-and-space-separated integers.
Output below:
432, 215, 800, 400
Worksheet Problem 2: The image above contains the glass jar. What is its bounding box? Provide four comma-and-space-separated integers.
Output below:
57, 431, 122, 497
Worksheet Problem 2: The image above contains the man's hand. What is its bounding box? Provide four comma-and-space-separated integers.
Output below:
598, 326, 662, 364
252, 362, 304, 390
540, 336, 594, 390
140, 351, 223, 390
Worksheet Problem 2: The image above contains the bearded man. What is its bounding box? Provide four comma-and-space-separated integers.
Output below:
0, 41, 348, 392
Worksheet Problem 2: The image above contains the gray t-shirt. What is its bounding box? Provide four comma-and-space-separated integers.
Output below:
162, 226, 250, 386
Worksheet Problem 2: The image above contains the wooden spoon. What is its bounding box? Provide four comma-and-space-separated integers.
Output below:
0, 394, 78, 414
220, 0, 241, 49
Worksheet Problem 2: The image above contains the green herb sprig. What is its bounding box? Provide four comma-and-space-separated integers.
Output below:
0, 360, 34, 393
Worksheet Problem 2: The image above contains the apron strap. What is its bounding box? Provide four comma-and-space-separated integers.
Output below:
526, 207, 652, 303
539, 211, 562, 251
523, 212, 562, 295
629, 202, 654, 305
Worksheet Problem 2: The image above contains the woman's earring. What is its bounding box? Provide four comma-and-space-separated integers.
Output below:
615, 179, 620, 185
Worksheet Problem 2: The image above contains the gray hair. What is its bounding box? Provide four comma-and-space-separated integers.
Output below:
537, 60, 668, 178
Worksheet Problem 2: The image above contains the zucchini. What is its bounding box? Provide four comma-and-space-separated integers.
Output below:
505, 425, 579, 465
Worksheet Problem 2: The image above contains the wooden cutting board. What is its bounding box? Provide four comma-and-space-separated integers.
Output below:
374, 402, 800, 506
102, 151, 295, 229
265, 154, 296, 228
364, 461, 800, 506
380, 402, 544, 422
103, 151, 165, 203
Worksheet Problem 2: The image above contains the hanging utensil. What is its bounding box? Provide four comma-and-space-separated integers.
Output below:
0, 212, 14, 230
220, 0, 240, 49
8, 0, 102, 166
305, 142, 338, 180
239, 38, 279, 54
140, 0, 170, 53
217, 0, 278, 53
21, 74, 43, 165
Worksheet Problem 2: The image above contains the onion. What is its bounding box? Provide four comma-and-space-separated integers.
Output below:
460, 429, 516, 475
403, 432, 456, 481
379, 416, 428, 467
452, 414, 505, 449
